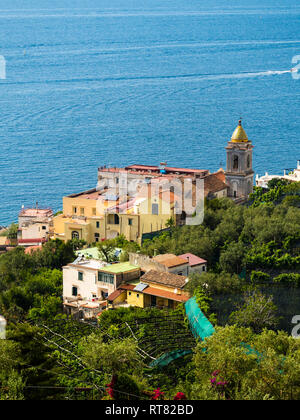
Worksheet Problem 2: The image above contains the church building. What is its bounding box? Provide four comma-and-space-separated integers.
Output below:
225, 119, 254, 200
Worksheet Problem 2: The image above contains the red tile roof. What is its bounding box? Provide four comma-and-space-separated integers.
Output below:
119, 284, 190, 303
19, 208, 52, 217
107, 288, 126, 302
178, 253, 207, 266
153, 254, 188, 268
140, 270, 187, 289
204, 173, 229, 194
18, 238, 46, 244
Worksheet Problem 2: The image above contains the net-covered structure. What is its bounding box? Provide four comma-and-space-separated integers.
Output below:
185, 297, 215, 340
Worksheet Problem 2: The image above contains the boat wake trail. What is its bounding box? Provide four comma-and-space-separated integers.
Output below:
1, 69, 295, 91
206, 69, 293, 81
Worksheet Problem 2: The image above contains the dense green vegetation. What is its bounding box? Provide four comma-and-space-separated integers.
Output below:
0, 181, 299, 400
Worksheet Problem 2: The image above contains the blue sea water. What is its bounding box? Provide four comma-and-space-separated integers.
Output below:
0, 0, 299, 225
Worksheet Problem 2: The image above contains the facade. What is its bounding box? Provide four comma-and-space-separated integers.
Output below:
18, 206, 53, 245
63, 258, 140, 318
225, 120, 254, 200
53, 185, 178, 245
152, 254, 190, 276
178, 253, 207, 274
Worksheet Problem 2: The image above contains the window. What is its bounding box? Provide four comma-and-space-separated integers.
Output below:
80, 207, 85, 216
78, 271, 83, 281
202, 266, 206, 272
42, 226, 47, 230
108, 214, 119, 225
73, 207, 77, 214
98, 272, 114, 285
96, 221, 100, 228
72, 231, 79, 240
128, 218, 133, 226
72, 286, 78, 297
233, 155, 239, 170
129, 292, 131, 296
152, 203, 159, 215
136, 293, 139, 298
151, 296, 157, 307
247, 155, 251, 169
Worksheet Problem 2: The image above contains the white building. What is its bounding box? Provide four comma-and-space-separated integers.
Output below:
18, 206, 53, 245
63, 257, 140, 318
256, 160, 300, 189
178, 253, 207, 274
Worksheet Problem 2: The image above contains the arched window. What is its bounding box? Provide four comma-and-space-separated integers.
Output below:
72, 231, 79, 240
247, 155, 251, 169
233, 155, 239, 170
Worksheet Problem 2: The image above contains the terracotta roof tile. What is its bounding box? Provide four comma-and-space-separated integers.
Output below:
204, 173, 229, 194
153, 254, 188, 268
178, 253, 207, 266
140, 270, 187, 289
119, 284, 190, 303
107, 289, 126, 302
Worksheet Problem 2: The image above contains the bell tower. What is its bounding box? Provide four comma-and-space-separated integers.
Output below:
225, 119, 254, 200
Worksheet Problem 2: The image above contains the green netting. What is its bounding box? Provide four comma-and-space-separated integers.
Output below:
184, 297, 215, 341
149, 349, 193, 368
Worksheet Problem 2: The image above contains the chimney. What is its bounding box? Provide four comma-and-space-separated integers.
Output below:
186, 255, 190, 275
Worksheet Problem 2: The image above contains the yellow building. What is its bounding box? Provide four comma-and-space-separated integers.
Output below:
52, 186, 176, 245
53, 157, 230, 245
107, 270, 190, 310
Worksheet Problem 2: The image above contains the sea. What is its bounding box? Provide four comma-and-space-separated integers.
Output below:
0, 0, 299, 225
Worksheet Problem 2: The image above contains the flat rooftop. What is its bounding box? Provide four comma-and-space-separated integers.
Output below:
101, 261, 140, 274
98, 164, 209, 177
19, 208, 53, 217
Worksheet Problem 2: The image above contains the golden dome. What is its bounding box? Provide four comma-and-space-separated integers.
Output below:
231, 120, 248, 143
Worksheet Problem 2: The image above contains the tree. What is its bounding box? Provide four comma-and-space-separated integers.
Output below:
191, 325, 300, 400
219, 241, 246, 274
186, 271, 243, 296
79, 333, 144, 376
6, 223, 18, 240
267, 178, 289, 190
229, 290, 279, 333
96, 239, 118, 263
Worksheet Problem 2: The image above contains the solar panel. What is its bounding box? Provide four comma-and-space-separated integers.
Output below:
133, 283, 149, 292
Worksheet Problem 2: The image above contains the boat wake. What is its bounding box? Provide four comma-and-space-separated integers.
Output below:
1, 68, 297, 91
